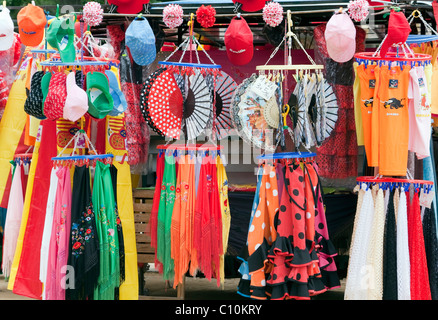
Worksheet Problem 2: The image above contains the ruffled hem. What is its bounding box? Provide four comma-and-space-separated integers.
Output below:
268, 235, 313, 267
249, 286, 269, 300
316, 233, 338, 257
320, 270, 341, 290
237, 279, 251, 297
248, 238, 271, 273
289, 247, 313, 267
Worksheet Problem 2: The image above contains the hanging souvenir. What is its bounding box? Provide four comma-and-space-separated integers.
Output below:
163, 4, 184, 29
141, 13, 227, 143
205, 71, 237, 140
237, 151, 341, 300
140, 68, 183, 139
184, 70, 212, 141
196, 5, 216, 29
230, 74, 277, 152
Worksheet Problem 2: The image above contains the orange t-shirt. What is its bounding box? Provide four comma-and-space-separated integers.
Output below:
375, 65, 411, 176
356, 63, 378, 166
369, 66, 381, 167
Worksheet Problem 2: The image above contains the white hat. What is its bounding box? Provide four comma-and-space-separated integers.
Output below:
325, 12, 356, 63
0, 7, 14, 51
63, 72, 88, 122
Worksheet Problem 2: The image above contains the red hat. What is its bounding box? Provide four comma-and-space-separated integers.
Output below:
379, 10, 411, 57
224, 16, 253, 66
232, 0, 266, 12
108, 0, 150, 14
44, 72, 68, 120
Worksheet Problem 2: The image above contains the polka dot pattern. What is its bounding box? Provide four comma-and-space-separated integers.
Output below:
140, 68, 183, 139
246, 163, 280, 297
246, 160, 338, 300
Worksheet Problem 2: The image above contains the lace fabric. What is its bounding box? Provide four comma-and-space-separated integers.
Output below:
366, 187, 385, 300
344, 184, 375, 300
396, 190, 411, 300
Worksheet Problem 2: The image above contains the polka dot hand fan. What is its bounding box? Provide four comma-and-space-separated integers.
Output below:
140, 68, 184, 139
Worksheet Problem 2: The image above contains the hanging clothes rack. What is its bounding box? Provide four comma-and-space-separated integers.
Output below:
257, 151, 316, 160
355, 9, 433, 66
356, 176, 434, 194
51, 129, 114, 168
256, 10, 324, 72
157, 13, 221, 74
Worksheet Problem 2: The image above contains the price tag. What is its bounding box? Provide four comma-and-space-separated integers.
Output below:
250, 76, 278, 101
419, 189, 435, 209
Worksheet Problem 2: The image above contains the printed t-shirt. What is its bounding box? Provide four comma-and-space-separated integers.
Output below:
376, 65, 411, 176
408, 66, 431, 159
356, 63, 378, 165
370, 66, 381, 167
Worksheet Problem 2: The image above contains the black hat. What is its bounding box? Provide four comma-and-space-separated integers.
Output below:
24, 71, 47, 120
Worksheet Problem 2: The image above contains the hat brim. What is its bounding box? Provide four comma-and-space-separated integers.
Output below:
19, 28, 44, 47
0, 33, 14, 51
64, 73, 88, 122
226, 47, 253, 66
126, 44, 156, 66
106, 70, 127, 116
86, 72, 114, 119
326, 41, 356, 63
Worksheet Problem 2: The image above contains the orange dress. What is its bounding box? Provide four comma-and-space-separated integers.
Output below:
246, 162, 279, 299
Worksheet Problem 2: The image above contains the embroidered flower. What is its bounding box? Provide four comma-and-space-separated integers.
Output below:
73, 241, 82, 250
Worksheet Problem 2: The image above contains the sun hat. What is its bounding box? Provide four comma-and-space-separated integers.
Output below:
24, 71, 46, 120
325, 12, 356, 63
86, 71, 114, 119
17, 4, 47, 47
108, 0, 150, 14
105, 69, 127, 116
379, 10, 411, 58
125, 16, 156, 66
0, 7, 14, 51
43, 72, 68, 120
63, 72, 88, 122
232, 0, 266, 12
47, 15, 76, 63
224, 16, 254, 66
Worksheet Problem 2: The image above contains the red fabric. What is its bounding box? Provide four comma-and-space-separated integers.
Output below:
94, 117, 106, 156
193, 157, 223, 284
407, 191, 432, 300
12, 120, 57, 299
232, 0, 266, 12
433, 1, 438, 26
43, 72, 67, 121
107, 0, 149, 14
